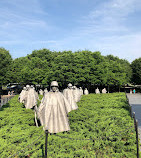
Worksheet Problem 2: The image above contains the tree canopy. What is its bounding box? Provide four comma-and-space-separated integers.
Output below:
131, 57, 141, 85
0, 47, 12, 85
5, 49, 132, 88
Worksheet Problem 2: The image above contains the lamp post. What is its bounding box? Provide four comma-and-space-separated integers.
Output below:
45, 130, 48, 158
0, 85, 2, 107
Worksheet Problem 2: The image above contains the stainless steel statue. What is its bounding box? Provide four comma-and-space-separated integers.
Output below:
63, 83, 78, 110
39, 89, 44, 95
73, 86, 81, 102
102, 88, 107, 93
38, 81, 72, 133
84, 88, 89, 95
19, 87, 27, 103
25, 85, 38, 109
95, 87, 100, 94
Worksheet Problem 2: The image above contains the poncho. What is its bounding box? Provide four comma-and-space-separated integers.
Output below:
21, 90, 29, 105
73, 87, 81, 102
38, 90, 72, 133
39, 89, 44, 95
102, 88, 107, 94
79, 88, 83, 96
95, 88, 100, 94
19, 89, 27, 103
63, 88, 78, 110
44, 88, 48, 95
84, 89, 89, 95
25, 88, 37, 109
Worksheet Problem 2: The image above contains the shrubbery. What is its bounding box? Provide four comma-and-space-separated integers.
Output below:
0, 93, 136, 157
5, 49, 132, 88
0, 96, 44, 158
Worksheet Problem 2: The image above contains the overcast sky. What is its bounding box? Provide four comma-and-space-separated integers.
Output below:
0, 0, 141, 62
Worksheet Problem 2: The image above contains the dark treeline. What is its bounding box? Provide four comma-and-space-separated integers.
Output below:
0, 47, 141, 90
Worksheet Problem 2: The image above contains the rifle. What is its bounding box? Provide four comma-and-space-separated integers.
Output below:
34, 105, 39, 127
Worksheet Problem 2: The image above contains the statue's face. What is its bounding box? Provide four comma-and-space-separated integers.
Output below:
68, 86, 72, 89
51, 86, 58, 92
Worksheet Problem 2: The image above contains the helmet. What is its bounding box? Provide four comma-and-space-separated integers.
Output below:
26, 85, 30, 88
51, 81, 59, 87
68, 83, 72, 87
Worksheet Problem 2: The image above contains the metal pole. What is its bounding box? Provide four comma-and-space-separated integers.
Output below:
133, 112, 135, 128
130, 105, 132, 118
45, 130, 48, 158
135, 120, 139, 158
126, 95, 132, 118
0, 95, 1, 108
3, 98, 5, 105
1, 98, 3, 107
34, 105, 38, 127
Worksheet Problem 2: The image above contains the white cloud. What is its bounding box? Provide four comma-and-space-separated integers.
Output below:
83, 33, 141, 62
0, 0, 47, 15
0, 0, 49, 38
0, 40, 21, 45
32, 40, 57, 44
79, 0, 141, 35
20, 20, 47, 28
0, 0, 141, 62
52, 0, 141, 62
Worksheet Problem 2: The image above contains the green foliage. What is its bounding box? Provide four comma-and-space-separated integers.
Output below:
131, 57, 141, 85
0, 47, 12, 85
67, 93, 136, 158
0, 93, 136, 157
5, 49, 133, 87
105, 55, 132, 85
0, 96, 44, 158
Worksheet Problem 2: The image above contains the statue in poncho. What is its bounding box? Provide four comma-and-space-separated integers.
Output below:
21, 85, 30, 105
102, 88, 107, 94
32, 85, 39, 101
38, 81, 72, 133
79, 87, 83, 96
63, 83, 78, 110
39, 89, 44, 95
25, 85, 38, 109
73, 86, 81, 102
44, 88, 48, 95
95, 87, 100, 94
19, 87, 27, 103
84, 88, 89, 95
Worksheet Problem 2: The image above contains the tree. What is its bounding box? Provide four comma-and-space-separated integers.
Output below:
105, 55, 132, 86
4, 48, 133, 90
49, 51, 75, 87
131, 58, 141, 85
73, 50, 103, 86
6, 57, 28, 83
0, 48, 12, 85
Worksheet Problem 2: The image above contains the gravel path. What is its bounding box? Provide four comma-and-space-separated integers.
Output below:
126, 93, 141, 151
